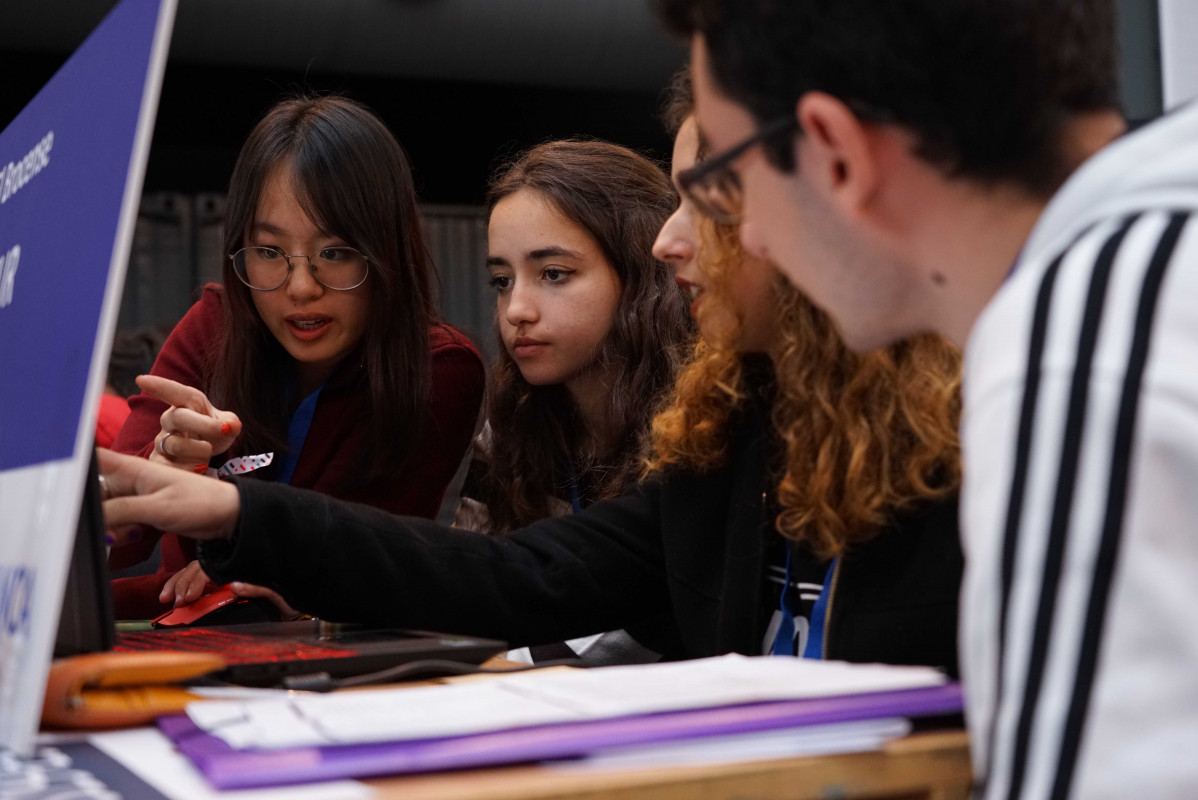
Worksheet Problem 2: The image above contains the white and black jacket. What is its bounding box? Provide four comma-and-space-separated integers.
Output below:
962, 102, 1198, 800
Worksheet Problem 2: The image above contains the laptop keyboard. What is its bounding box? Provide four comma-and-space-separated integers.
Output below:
1, 745, 122, 800
115, 628, 357, 665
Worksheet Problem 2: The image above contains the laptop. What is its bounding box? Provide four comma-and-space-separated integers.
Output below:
0, 0, 181, 762
58, 449, 505, 687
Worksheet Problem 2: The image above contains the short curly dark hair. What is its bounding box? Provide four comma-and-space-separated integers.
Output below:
659, 65, 694, 139
656, 0, 1120, 196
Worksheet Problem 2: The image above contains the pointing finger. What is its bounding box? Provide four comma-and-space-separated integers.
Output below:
136, 374, 214, 415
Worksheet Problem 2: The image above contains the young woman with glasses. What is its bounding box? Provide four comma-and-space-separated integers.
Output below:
107, 95, 485, 620
100, 76, 963, 672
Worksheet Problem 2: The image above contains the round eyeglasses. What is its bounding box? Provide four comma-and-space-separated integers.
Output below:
230, 246, 371, 291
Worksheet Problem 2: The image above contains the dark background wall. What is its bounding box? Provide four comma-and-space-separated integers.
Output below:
2, 0, 1164, 201
0, 56, 676, 204
0, 1, 687, 204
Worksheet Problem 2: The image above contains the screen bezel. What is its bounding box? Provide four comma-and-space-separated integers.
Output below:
54, 448, 115, 657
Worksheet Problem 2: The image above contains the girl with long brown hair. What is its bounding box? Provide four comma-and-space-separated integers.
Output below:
455, 140, 693, 534
107, 95, 485, 620
452, 139, 693, 664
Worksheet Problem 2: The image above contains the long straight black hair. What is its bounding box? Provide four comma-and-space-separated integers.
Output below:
211, 94, 437, 482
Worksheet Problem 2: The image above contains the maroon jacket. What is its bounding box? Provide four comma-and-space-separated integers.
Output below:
109, 284, 484, 619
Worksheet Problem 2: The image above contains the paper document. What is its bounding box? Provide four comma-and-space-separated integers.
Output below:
552, 717, 913, 771
186, 653, 946, 750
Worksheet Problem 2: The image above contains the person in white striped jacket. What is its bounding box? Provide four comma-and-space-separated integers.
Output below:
658, 1, 1198, 798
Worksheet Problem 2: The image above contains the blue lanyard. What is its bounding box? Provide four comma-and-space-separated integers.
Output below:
275, 384, 323, 485
803, 557, 836, 659
770, 550, 837, 659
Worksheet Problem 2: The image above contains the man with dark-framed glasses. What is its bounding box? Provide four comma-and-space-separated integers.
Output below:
657, 1, 1198, 798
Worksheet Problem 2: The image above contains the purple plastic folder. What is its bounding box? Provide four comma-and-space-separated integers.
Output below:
158, 682, 963, 790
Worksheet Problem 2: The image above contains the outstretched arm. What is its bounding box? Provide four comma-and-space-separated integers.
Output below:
99, 447, 670, 645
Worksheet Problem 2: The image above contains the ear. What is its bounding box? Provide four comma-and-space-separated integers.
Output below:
795, 92, 878, 217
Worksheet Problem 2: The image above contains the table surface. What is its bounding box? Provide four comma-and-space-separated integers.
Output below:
363, 728, 971, 800
44, 656, 973, 800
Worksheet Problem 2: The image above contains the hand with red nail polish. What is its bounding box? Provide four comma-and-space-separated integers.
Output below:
136, 374, 242, 476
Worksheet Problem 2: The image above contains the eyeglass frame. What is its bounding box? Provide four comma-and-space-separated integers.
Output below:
676, 114, 800, 226
229, 246, 372, 292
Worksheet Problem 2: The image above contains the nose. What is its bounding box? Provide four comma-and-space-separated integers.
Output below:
284, 256, 324, 301
502, 281, 538, 328
652, 205, 697, 273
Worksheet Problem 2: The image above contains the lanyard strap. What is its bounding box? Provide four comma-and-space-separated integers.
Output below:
769, 547, 796, 656
275, 384, 323, 485
770, 550, 837, 659
802, 557, 836, 659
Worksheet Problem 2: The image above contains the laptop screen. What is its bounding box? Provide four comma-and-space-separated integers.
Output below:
0, 0, 176, 755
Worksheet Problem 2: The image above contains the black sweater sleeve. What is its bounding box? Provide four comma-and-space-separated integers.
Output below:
198, 478, 671, 647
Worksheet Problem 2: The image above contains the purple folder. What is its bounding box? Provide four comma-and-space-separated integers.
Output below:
159, 682, 963, 790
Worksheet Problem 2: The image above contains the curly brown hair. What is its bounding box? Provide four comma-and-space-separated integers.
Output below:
646, 219, 962, 558
480, 140, 695, 532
